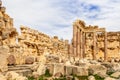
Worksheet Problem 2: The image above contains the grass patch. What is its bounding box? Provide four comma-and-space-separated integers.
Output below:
53, 77, 67, 80
44, 68, 52, 77
27, 69, 52, 80
107, 71, 114, 76
93, 74, 104, 80
77, 76, 88, 80
27, 76, 34, 80
70, 74, 88, 80
38, 75, 44, 80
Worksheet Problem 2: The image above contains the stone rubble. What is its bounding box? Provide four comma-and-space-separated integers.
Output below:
5, 71, 27, 80
111, 71, 120, 78
0, 46, 9, 72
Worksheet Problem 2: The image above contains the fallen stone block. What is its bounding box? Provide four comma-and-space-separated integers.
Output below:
73, 66, 88, 76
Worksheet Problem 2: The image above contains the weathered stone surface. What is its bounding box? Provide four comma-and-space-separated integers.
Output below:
0, 74, 6, 80
111, 71, 120, 78
32, 72, 39, 79
25, 56, 34, 64
36, 55, 46, 63
74, 77, 79, 80
5, 71, 27, 80
65, 65, 73, 76
89, 64, 107, 75
0, 46, 9, 72
66, 76, 73, 80
37, 63, 46, 75
73, 66, 88, 76
88, 76, 95, 80
74, 60, 90, 68
54, 72, 62, 78
18, 26, 69, 65
46, 54, 60, 63
65, 60, 71, 66
96, 72, 108, 78
102, 62, 120, 73
53, 63, 64, 75
104, 77, 116, 80
31, 62, 39, 71
46, 63, 64, 76
7, 54, 16, 65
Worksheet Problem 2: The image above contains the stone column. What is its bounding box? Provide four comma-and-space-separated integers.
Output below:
82, 32, 86, 58
68, 44, 73, 57
79, 30, 81, 59
80, 31, 83, 58
93, 32, 96, 60
104, 31, 107, 61
68, 44, 71, 59
73, 25, 77, 57
76, 29, 80, 58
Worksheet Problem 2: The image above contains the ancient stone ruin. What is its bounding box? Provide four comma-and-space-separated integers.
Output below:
1, 0, 120, 80
0, 0, 69, 72
69, 20, 120, 62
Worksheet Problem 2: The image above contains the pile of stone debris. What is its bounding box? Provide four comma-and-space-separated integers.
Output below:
1, 54, 120, 80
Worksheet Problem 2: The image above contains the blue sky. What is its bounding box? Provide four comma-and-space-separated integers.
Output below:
2, 0, 120, 41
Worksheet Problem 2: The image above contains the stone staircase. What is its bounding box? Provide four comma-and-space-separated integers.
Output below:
5, 65, 33, 76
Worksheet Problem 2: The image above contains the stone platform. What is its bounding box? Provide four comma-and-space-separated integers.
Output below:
2, 65, 32, 76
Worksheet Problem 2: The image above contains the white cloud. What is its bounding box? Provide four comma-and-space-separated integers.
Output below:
2, 0, 120, 41
77, 0, 120, 31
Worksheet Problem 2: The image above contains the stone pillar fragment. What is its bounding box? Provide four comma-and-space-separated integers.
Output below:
79, 30, 81, 59
73, 25, 77, 57
68, 44, 73, 58
80, 31, 83, 58
76, 29, 80, 58
0, 46, 9, 72
93, 32, 96, 60
82, 32, 85, 58
104, 32, 107, 61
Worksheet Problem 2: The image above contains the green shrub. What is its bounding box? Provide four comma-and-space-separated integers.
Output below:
107, 71, 114, 76
38, 75, 44, 80
53, 77, 66, 80
93, 74, 104, 80
77, 76, 88, 80
27, 76, 34, 80
44, 69, 52, 77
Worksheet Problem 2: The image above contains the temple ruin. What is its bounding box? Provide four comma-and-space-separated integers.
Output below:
0, 0, 120, 76
69, 20, 120, 62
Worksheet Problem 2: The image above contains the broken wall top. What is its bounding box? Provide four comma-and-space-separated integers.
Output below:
0, 1, 18, 45
20, 25, 50, 39
73, 19, 106, 32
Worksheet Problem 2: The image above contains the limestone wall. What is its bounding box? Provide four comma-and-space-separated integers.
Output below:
16, 26, 69, 64
0, 4, 18, 46
85, 32, 120, 60
0, 1, 18, 72
97, 32, 120, 60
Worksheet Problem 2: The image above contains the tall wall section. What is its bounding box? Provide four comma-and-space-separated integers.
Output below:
17, 26, 69, 64
97, 32, 120, 60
